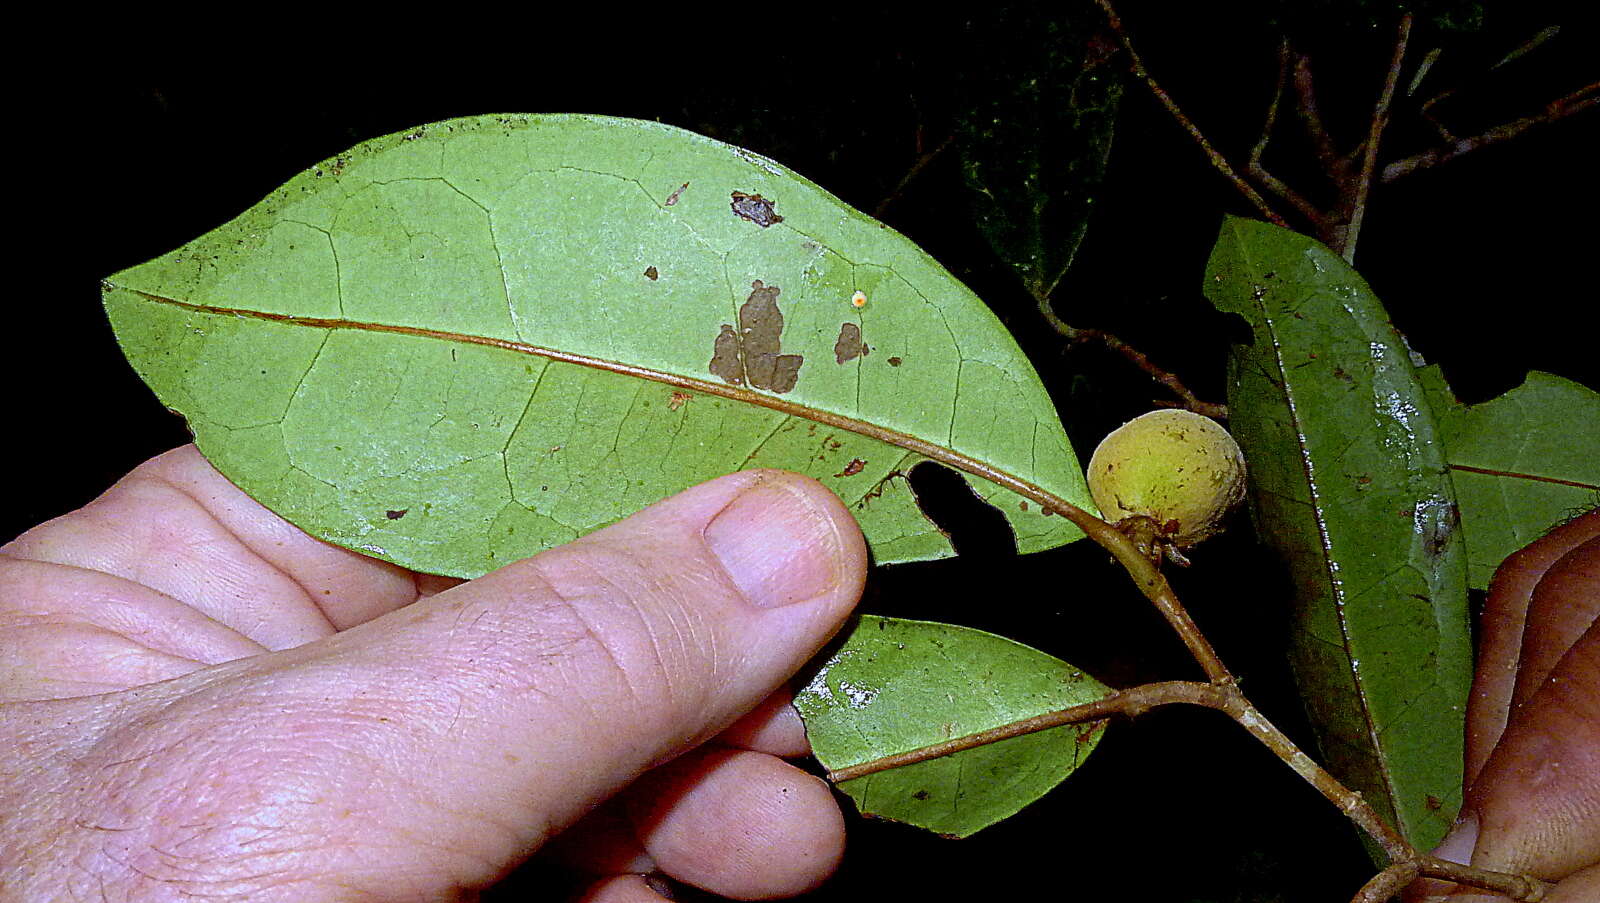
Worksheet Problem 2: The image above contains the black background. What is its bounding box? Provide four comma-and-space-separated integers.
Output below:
10, 6, 1595, 901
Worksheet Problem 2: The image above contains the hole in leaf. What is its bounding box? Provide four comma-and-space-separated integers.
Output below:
908, 462, 1017, 559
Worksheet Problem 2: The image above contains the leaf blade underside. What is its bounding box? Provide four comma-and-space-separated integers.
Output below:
104, 114, 1094, 578
794, 615, 1110, 838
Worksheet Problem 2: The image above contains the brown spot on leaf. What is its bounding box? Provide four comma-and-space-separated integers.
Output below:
835, 458, 866, 478
730, 190, 783, 227
888, 356, 903, 367
668, 391, 692, 411
912, 790, 930, 801
707, 280, 804, 393
710, 324, 743, 385
665, 181, 689, 206
1019, 500, 1029, 511
834, 322, 867, 364
385, 509, 408, 520
644, 265, 659, 280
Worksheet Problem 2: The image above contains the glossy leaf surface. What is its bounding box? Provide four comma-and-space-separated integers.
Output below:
794, 615, 1110, 838
958, 8, 1121, 303
1205, 216, 1471, 853
1420, 366, 1600, 589
103, 114, 1093, 578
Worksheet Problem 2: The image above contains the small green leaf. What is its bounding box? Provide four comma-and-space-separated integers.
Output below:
103, 114, 1093, 578
794, 615, 1110, 839
1205, 217, 1471, 854
1419, 366, 1600, 589
958, 8, 1121, 302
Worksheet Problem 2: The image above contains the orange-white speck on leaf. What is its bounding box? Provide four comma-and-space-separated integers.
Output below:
850, 290, 867, 309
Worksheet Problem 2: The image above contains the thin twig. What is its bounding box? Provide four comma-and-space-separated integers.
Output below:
1340, 13, 1411, 261
1250, 40, 1328, 228
1351, 861, 1420, 903
1418, 856, 1555, 902
1037, 298, 1228, 418
874, 134, 953, 217
1383, 82, 1599, 182
1293, 51, 1347, 182
1093, 0, 1288, 228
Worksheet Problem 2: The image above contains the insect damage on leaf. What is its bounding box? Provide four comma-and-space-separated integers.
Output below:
834, 322, 868, 364
708, 280, 803, 393
836, 458, 866, 478
730, 190, 783, 227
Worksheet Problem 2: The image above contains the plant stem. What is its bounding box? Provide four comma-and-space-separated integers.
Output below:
1293, 51, 1347, 185
1250, 41, 1327, 229
1418, 856, 1554, 901
1382, 82, 1599, 182
1340, 14, 1411, 262
1093, 0, 1288, 229
1351, 861, 1420, 903
1036, 297, 1228, 419
874, 134, 953, 217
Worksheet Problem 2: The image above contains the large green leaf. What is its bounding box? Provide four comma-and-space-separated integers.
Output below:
1204, 216, 1471, 854
1419, 366, 1600, 589
958, 7, 1121, 303
794, 615, 1110, 838
102, 114, 1092, 578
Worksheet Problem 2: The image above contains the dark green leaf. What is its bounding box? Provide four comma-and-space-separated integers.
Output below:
1205, 216, 1471, 854
1420, 366, 1600, 589
958, 9, 1121, 303
794, 615, 1110, 838
103, 114, 1094, 578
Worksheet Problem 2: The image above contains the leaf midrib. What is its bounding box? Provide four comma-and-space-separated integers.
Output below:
1235, 229, 1402, 830
1448, 463, 1599, 490
114, 286, 1072, 516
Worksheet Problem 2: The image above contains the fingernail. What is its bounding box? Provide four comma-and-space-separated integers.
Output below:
1433, 810, 1479, 865
706, 477, 843, 609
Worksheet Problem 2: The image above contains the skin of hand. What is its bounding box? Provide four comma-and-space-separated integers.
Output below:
1408, 510, 1600, 902
0, 446, 868, 902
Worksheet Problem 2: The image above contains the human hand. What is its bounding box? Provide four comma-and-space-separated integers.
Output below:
1409, 510, 1599, 902
0, 446, 867, 901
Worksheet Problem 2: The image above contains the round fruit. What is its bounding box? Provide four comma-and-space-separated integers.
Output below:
1087, 409, 1247, 548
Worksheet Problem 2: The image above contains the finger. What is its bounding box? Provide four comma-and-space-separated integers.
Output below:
1512, 536, 1600, 713
718, 686, 810, 757
0, 557, 266, 700
2, 446, 425, 644
574, 874, 676, 903
1467, 511, 1600, 785
1466, 620, 1600, 880
1545, 864, 1600, 903
41, 470, 864, 899
626, 747, 844, 899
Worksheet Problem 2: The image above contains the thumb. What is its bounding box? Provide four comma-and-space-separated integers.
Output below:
344, 469, 865, 873
85, 470, 865, 898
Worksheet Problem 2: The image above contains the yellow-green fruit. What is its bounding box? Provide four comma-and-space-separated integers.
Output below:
1087, 410, 1247, 547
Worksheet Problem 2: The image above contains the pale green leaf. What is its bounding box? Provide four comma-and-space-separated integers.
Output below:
1419, 366, 1600, 589
1205, 216, 1471, 854
103, 114, 1093, 578
794, 615, 1110, 838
